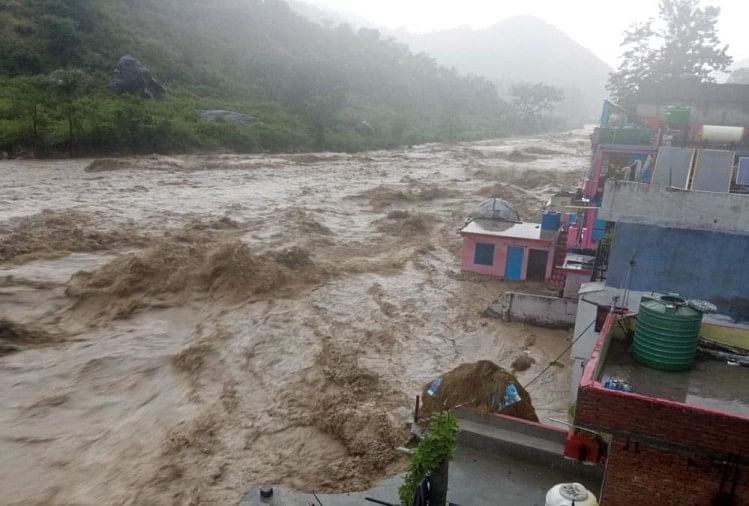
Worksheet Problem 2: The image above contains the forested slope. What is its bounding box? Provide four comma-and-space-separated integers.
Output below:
0, 0, 515, 156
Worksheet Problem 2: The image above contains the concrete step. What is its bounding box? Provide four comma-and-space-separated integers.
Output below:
458, 418, 565, 467
455, 409, 603, 481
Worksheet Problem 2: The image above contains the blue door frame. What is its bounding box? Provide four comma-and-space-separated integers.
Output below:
505, 246, 524, 280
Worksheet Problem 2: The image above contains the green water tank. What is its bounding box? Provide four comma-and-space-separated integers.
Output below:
631, 295, 704, 371
665, 105, 691, 125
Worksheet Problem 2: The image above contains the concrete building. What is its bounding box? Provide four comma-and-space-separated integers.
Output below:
635, 81, 749, 128
574, 310, 749, 506
460, 199, 563, 282
599, 180, 749, 321
460, 220, 559, 281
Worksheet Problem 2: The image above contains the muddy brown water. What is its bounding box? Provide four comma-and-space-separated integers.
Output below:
0, 132, 588, 504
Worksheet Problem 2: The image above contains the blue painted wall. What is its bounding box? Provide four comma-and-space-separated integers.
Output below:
607, 223, 749, 321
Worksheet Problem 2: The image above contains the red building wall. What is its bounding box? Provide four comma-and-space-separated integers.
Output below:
575, 315, 749, 505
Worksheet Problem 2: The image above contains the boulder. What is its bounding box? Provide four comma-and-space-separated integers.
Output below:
109, 55, 165, 99
354, 120, 373, 135
198, 110, 257, 127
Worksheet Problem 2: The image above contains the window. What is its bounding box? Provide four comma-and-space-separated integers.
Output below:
474, 243, 495, 266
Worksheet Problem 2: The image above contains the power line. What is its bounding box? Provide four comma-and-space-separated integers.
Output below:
524, 318, 597, 390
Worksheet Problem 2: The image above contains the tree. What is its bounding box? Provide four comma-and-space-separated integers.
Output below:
47, 68, 92, 156
608, 0, 732, 105
510, 82, 564, 132
5, 76, 52, 149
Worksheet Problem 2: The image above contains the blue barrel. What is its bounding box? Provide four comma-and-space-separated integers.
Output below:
566, 212, 577, 225
541, 211, 561, 231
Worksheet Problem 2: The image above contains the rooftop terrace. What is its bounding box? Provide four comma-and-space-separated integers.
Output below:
600, 337, 749, 419
594, 315, 749, 420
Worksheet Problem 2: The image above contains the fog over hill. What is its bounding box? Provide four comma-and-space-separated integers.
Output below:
288, 5, 613, 125
388, 16, 612, 125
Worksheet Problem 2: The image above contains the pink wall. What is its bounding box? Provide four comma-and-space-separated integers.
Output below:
461, 233, 554, 280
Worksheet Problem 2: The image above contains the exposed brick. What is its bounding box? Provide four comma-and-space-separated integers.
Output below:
575, 384, 749, 505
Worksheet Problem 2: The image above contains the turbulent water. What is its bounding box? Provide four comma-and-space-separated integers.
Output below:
0, 132, 588, 505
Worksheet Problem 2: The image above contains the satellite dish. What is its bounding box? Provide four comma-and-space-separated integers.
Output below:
688, 299, 718, 314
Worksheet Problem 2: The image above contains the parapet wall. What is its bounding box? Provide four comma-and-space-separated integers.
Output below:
486, 292, 577, 328
599, 180, 749, 236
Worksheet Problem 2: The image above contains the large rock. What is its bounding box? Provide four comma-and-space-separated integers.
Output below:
109, 55, 165, 99
198, 110, 257, 127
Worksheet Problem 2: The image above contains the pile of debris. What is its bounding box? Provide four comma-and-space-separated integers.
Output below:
419, 360, 538, 422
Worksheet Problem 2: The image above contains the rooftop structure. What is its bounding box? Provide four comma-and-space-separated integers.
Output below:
600, 336, 749, 418
574, 311, 749, 505
460, 205, 563, 282
461, 220, 556, 241
635, 81, 749, 129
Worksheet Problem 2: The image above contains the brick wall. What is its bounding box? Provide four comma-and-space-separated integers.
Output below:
576, 378, 749, 505
602, 441, 749, 506
576, 384, 749, 455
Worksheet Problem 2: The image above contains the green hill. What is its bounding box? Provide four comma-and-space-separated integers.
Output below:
0, 0, 513, 156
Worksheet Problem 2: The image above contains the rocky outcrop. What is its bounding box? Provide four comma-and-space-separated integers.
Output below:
198, 110, 257, 126
355, 120, 373, 135
109, 55, 165, 99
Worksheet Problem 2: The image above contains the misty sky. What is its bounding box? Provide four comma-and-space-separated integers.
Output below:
312, 0, 749, 67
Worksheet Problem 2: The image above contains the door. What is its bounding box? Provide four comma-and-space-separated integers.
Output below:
504, 246, 524, 280
527, 249, 549, 281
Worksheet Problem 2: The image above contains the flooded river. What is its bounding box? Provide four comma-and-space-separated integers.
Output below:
0, 132, 587, 504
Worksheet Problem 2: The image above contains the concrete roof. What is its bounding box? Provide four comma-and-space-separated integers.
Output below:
599, 322, 749, 420
461, 219, 556, 241
561, 253, 595, 273
240, 446, 601, 506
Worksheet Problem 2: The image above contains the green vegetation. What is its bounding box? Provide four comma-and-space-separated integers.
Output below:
0, 0, 535, 156
607, 0, 732, 105
510, 82, 565, 133
398, 412, 459, 506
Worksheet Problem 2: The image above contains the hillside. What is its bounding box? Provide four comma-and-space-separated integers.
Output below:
0, 0, 512, 156
391, 16, 611, 125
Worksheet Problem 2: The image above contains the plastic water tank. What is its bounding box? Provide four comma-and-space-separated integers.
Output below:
545, 483, 599, 506
631, 294, 704, 371
541, 210, 561, 231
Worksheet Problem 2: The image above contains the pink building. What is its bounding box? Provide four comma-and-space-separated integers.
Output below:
460, 220, 558, 281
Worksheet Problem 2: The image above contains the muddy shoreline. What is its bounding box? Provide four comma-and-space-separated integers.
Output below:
0, 133, 588, 504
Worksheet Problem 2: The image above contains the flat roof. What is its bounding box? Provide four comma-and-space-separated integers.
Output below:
461, 219, 556, 241
598, 328, 749, 420
562, 253, 595, 272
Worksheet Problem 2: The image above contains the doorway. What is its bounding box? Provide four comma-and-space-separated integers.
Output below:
504, 246, 524, 280
527, 249, 549, 281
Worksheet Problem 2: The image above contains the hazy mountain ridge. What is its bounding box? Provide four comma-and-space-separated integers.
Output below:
387, 16, 612, 124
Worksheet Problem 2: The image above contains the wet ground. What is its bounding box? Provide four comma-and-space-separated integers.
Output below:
0, 132, 588, 505
601, 338, 749, 417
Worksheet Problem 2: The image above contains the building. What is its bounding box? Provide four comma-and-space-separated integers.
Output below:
574, 309, 749, 506
635, 81, 749, 128
460, 199, 562, 281
561, 81, 749, 505
599, 180, 749, 320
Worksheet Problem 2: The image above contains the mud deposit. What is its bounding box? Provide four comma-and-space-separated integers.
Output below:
0, 132, 587, 504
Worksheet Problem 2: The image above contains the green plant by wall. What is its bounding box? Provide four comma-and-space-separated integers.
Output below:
398, 412, 459, 506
